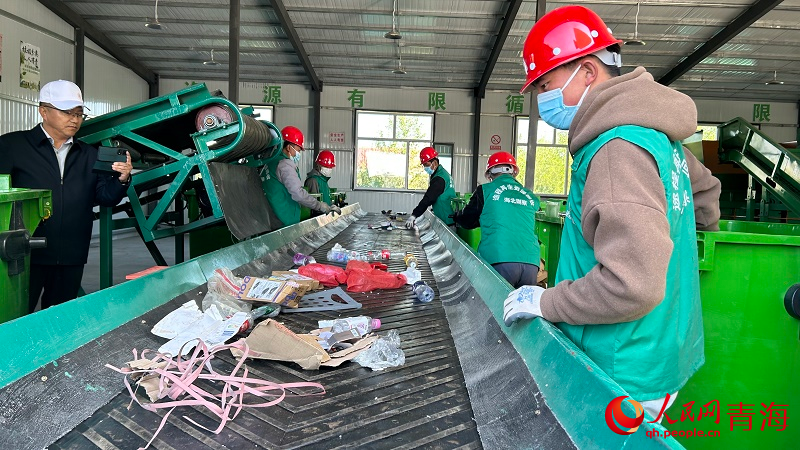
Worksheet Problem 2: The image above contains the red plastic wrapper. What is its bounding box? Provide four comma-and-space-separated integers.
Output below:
345, 260, 407, 292
298, 263, 347, 287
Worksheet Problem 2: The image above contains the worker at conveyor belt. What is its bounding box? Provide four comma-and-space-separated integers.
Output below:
263, 126, 341, 226
502, 5, 721, 421
406, 147, 456, 229
304, 150, 336, 218
451, 151, 541, 288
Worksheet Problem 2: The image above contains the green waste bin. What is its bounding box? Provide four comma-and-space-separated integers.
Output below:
452, 193, 481, 250
665, 220, 800, 447
0, 175, 52, 324
534, 211, 564, 287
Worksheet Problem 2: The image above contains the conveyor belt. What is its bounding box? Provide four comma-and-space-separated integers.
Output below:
2, 212, 576, 449
48, 213, 482, 449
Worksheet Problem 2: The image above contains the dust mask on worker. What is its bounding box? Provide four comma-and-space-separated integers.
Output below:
320, 167, 333, 177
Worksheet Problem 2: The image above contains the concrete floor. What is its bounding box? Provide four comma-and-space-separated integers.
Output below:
82, 232, 190, 294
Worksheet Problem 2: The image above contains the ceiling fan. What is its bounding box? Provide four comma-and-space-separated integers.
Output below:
765, 71, 784, 85
385, 0, 402, 40
204, 49, 221, 66
625, 3, 645, 46
145, 0, 163, 30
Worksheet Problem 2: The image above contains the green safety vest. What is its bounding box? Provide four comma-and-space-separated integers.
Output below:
555, 125, 704, 400
308, 174, 332, 205
431, 166, 456, 225
262, 153, 300, 227
479, 174, 540, 265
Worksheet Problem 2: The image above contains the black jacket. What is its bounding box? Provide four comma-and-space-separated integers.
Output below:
0, 125, 127, 265
452, 185, 485, 229
412, 175, 445, 218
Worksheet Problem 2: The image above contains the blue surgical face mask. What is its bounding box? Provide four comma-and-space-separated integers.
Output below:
537, 65, 590, 130
424, 166, 434, 175
291, 151, 301, 164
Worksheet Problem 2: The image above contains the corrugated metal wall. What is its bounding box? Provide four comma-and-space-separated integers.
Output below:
0, 2, 148, 134
155, 77, 800, 212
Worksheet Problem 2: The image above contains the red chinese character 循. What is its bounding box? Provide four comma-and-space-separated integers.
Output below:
728, 402, 756, 431
761, 403, 789, 431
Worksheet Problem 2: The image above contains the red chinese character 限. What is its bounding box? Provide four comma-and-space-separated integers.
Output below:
728, 402, 756, 431
761, 403, 789, 431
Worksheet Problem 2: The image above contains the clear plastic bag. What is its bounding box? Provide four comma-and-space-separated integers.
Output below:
201, 291, 252, 318
353, 330, 405, 371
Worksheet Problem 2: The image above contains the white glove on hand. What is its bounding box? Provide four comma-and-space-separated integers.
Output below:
328, 205, 342, 216
405, 215, 417, 229
503, 285, 545, 326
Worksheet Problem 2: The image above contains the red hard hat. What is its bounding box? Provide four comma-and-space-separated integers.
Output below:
520, 5, 622, 93
315, 150, 336, 168
419, 146, 438, 165
282, 126, 304, 149
486, 151, 519, 176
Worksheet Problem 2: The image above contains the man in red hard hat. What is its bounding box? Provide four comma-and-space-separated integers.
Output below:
452, 151, 541, 288
406, 146, 456, 229
262, 126, 340, 226
502, 5, 721, 419
304, 150, 337, 217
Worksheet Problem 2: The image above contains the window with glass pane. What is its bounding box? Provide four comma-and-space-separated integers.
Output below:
241, 105, 274, 123
355, 111, 434, 190
514, 117, 571, 195
697, 124, 718, 141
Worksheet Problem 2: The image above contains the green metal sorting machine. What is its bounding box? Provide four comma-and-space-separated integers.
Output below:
75, 83, 286, 286
0, 175, 51, 324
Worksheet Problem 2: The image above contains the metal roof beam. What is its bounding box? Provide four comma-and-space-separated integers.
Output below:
658, 0, 785, 86
261, 0, 321, 92
36, 0, 156, 84
476, 0, 523, 98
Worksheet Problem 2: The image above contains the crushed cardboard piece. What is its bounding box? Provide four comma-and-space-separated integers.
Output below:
231, 319, 377, 370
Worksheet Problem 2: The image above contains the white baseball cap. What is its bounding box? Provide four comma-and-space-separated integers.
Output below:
39, 80, 90, 111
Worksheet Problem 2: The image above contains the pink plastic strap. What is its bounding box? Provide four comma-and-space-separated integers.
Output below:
106, 339, 325, 450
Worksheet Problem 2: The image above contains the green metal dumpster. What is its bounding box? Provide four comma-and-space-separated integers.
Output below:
665, 220, 800, 447
534, 210, 564, 287
452, 193, 481, 250
0, 175, 52, 324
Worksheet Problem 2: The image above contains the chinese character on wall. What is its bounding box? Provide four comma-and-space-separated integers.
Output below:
428, 92, 446, 111
506, 95, 524, 114
348, 89, 365, 108
753, 103, 771, 122
263, 85, 282, 104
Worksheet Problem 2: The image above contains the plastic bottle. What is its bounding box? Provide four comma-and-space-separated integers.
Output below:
293, 253, 316, 266
319, 316, 382, 337
412, 280, 434, 303
326, 244, 349, 263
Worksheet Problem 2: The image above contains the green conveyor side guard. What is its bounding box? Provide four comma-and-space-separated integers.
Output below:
718, 117, 800, 217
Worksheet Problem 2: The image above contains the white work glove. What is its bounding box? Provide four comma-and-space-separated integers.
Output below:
328, 205, 342, 216
405, 215, 417, 229
503, 285, 545, 326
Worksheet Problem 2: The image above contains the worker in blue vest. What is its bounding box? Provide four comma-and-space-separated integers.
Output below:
263, 126, 340, 227
452, 151, 541, 288
406, 147, 456, 229
502, 5, 721, 420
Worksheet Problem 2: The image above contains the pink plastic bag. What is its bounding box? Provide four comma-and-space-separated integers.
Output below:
298, 263, 348, 287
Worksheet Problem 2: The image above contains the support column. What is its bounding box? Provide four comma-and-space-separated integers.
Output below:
228, 0, 240, 103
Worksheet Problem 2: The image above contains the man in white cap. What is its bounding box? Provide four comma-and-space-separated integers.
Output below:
0, 80, 133, 312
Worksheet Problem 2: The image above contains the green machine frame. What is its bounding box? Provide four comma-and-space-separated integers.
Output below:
75, 84, 283, 287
